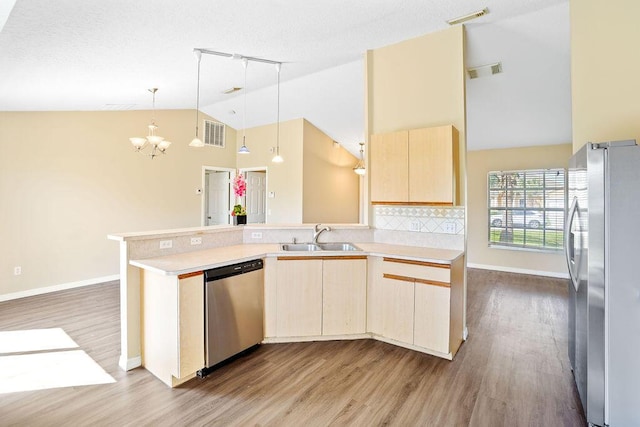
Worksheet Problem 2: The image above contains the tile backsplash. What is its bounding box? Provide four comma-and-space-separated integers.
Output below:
373, 205, 465, 235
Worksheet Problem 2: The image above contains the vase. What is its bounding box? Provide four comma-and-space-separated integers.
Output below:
233, 215, 247, 226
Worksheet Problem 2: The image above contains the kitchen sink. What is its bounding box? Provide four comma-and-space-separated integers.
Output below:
281, 242, 361, 252
317, 242, 362, 251
281, 243, 322, 251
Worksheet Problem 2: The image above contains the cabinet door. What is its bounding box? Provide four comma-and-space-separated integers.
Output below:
177, 272, 205, 377
276, 258, 323, 337
378, 274, 415, 344
370, 131, 409, 203
408, 125, 459, 204
414, 281, 450, 354
322, 258, 367, 335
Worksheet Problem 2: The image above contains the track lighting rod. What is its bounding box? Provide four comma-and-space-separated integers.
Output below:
194, 48, 282, 66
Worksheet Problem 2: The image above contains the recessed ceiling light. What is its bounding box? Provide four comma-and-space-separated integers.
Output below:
467, 62, 502, 79
222, 87, 242, 94
446, 7, 489, 25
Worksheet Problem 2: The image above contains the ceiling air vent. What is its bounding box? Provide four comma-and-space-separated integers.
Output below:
467, 62, 503, 79
204, 120, 225, 148
447, 8, 489, 25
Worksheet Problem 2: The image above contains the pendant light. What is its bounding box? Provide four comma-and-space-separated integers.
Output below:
272, 63, 283, 163
129, 88, 171, 159
238, 58, 250, 154
189, 49, 204, 147
353, 142, 366, 175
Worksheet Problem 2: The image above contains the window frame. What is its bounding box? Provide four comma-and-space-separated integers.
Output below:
487, 168, 566, 252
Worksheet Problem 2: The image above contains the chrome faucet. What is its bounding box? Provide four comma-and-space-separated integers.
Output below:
312, 223, 331, 243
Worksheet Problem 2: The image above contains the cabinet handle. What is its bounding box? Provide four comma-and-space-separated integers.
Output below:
178, 271, 204, 280
414, 278, 450, 288
383, 273, 415, 283
382, 257, 450, 269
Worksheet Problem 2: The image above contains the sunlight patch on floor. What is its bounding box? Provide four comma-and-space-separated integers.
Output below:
0, 328, 115, 394
0, 328, 79, 353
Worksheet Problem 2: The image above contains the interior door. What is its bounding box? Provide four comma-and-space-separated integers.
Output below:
245, 171, 266, 224
205, 170, 230, 225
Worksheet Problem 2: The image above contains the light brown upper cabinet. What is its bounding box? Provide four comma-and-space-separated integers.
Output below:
370, 125, 459, 205
370, 130, 409, 203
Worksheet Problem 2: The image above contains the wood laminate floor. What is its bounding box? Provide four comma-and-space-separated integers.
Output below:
0, 269, 586, 426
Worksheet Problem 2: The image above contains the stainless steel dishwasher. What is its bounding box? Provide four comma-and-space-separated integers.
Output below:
199, 259, 264, 377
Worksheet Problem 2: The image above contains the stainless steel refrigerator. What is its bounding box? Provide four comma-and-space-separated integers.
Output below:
565, 140, 640, 426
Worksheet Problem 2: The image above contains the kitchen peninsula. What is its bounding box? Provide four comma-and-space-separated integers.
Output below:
109, 224, 465, 387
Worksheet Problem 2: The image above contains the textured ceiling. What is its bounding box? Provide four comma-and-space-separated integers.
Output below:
0, 0, 570, 154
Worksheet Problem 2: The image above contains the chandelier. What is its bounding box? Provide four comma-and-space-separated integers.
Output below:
129, 88, 171, 159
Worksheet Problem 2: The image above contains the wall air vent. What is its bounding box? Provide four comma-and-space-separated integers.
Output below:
204, 120, 225, 148
467, 62, 503, 79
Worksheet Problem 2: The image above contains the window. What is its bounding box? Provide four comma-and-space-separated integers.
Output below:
488, 168, 565, 251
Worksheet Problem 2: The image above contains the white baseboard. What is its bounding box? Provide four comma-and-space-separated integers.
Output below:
0, 274, 120, 302
119, 355, 142, 371
467, 263, 569, 279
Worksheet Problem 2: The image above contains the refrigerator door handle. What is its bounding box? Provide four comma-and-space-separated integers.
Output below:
565, 195, 579, 291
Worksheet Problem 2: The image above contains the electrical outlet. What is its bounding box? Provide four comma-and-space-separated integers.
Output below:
410, 221, 420, 231
14, 266, 21, 276
190, 237, 202, 245
251, 232, 263, 239
159, 240, 173, 249
443, 221, 457, 234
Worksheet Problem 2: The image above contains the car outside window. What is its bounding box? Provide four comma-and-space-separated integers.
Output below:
488, 169, 566, 251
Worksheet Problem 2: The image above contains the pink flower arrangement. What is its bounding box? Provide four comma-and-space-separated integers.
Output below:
233, 173, 246, 198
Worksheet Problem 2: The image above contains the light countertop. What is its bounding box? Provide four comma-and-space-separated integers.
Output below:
130, 243, 464, 276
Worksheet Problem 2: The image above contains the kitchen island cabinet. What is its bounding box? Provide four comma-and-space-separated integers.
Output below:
121, 237, 465, 387
141, 270, 204, 387
270, 256, 367, 339
275, 258, 323, 337
367, 255, 465, 359
322, 257, 367, 336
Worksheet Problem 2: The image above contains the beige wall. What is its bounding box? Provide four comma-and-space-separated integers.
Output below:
302, 120, 359, 223
467, 144, 573, 275
0, 110, 236, 297
236, 118, 359, 224
571, 0, 640, 152
236, 118, 305, 223
365, 25, 467, 212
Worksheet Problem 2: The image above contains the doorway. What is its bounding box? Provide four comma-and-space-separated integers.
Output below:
241, 168, 267, 224
202, 167, 234, 226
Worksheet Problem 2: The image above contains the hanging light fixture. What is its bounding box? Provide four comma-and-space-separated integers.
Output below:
189, 49, 204, 147
353, 142, 366, 175
129, 88, 171, 160
238, 58, 250, 154
272, 63, 283, 163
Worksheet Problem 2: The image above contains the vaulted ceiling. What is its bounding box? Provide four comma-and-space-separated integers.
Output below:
0, 0, 571, 155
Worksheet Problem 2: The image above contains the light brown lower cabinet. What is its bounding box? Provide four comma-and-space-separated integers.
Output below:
322, 258, 367, 336
141, 270, 204, 387
368, 256, 464, 357
275, 258, 323, 337
273, 256, 367, 338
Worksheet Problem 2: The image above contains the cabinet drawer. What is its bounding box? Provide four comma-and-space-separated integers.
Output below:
381, 257, 450, 285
